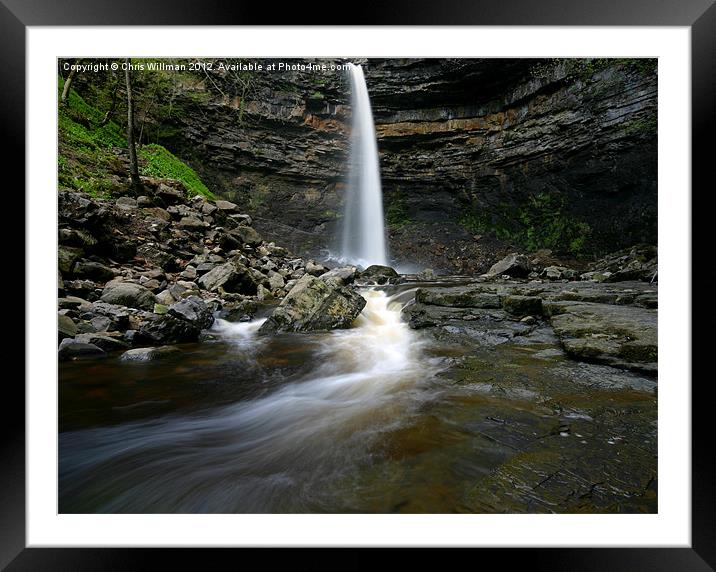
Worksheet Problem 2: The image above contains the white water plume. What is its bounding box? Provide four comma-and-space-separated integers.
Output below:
340, 63, 388, 268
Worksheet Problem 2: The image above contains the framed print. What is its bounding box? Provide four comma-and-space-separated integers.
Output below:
5, 0, 714, 568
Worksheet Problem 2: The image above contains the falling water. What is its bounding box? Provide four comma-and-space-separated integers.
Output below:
341, 63, 388, 267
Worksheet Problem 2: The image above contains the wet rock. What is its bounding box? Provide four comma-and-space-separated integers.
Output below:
58, 314, 78, 341
545, 301, 657, 372
136, 314, 201, 344
168, 296, 214, 330
58, 338, 105, 361
100, 282, 156, 311
319, 266, 358, 286
541, 266, 579, 281
483, 253, 532, 279
259, 274, 366, 334
197, 262, 261, 295
416, 287, 501, 309
58, 245, 84, 274
503, 295, 543, 317
90, 301, 131, 330
358, 264, 401, 285
305, 260, 328, 276
74, 333, 130, 352
73, 259, 115, 282
90, 316, 112, 332
120, 345, 182, 362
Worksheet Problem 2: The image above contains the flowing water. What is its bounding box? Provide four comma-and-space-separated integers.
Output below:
59, 280, 658, 513
340, 63, 388, 267
60, 288, 441, 512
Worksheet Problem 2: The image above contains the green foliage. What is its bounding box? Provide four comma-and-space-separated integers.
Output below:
460, 192, 592, 257
58, 77, 126, 150
57, 76, 126, 197
385, 192, 411, 229
58, 72, 214, 200
622, 116, 657, 137
138, 144, 214, 199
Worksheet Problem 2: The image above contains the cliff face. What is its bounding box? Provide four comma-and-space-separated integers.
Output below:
155, 58, 657, 273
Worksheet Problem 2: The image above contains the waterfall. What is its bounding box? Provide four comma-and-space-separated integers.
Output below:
340, 63, 388, 268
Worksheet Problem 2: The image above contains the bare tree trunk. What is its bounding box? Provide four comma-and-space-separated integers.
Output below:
100, 70, 120, 126
61, 66, 77, 104
124, 59, 142, 192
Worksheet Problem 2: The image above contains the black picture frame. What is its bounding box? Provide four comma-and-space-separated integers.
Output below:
5, 0, 713, 569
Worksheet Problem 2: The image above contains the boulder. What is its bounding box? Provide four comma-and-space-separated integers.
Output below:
483, 253, 532, 278
90, 301, 131, 329
197, 262, 261, 295
168, 296, 214, 330
541, 266, 580, 281
136, 314, 201, 345
120, 346, 181, 362
58, 338, 105, 361
116, 196, 138, 210
100, 282, 156, 311
215, 200, 239, 212
357, 264, 401, 285
136, 244, 174, 271
58, 245, 84, 274
259, 274, 366, 334
228, 226, 263, 248
178, 216, 209, 230
319, 266, 358, 286
156, 183, 185, 205
58, 314, 78, 341
267, 270, 286, 291
73, 259, 115, 282
305, 260, 328, 276
74, 333, 130, 352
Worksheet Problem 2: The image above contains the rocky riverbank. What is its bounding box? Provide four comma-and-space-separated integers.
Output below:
57, 179, 371, 361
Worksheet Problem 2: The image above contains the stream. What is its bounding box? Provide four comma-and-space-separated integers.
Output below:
59, 280, 657, 513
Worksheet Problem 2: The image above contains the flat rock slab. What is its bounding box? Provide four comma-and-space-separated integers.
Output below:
544, 300, 657, 373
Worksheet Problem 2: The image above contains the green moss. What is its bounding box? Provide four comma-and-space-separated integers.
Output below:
460, 192, 592, 257
138, 144, 214, 199
385, 191, 411, 229
622, 116, 657, 137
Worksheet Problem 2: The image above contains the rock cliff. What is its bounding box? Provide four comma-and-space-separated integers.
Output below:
147, 58, 657, 273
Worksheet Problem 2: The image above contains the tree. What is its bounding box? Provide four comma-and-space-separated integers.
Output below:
124, 59, 142, 191
60, 59, 77, 104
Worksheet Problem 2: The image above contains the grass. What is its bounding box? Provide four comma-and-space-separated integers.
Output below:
138, 144, 215, 199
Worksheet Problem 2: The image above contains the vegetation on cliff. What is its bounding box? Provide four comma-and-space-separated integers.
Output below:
57, 66, 213, 200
